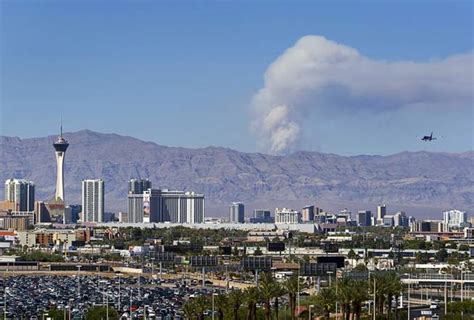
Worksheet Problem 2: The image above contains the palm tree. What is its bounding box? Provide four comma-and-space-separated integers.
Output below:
273, 282, 286, 320
314, 287, 336, 320
228, 289, 244, 320
284, 274, 299, 320
385, 272, 402, 319
336, 277, 353, 320
183, 299, 197, 320
215, 294, 229, 320
260, 272, 277, 320
244, 286, 260, 320
194, 295, 209, 320
372, 273, 387, 315
350, 280, 369, 320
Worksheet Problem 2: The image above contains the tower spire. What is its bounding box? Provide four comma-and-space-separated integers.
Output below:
60, 117, 63, 138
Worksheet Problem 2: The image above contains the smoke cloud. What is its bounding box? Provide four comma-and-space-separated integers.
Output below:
251, 35, 473, 154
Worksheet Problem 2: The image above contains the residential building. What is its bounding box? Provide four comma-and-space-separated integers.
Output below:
127, 193, 144, 223
4, 179, 35, 212
275, 208, 301, 224
410, 220, 446, 233
393, 211, 409, 227
81, 179, 104, 223
0, 213, 30, 231
34, 201, 50, 224
118, 212, 128, 223
357, 210, 372, 227
229, 202, 245, 223
337, 209, 352, 222
301, 205, 315, 222
443, 209, 467, 229
377, 204, 386, 224
64, 205, 81, 224
132, 189, 205, 223
250, 210, 273, 223
383, 215, 394, 227
128, 178, 152, 194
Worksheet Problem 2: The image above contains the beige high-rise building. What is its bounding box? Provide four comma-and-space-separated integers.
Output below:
4, 179, 35, 212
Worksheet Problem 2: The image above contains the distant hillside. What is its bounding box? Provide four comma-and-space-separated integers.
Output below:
1, 130, 473, 218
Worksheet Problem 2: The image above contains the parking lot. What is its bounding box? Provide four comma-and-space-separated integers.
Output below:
0, 274, 222, 319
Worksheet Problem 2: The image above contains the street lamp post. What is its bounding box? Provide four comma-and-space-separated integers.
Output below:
309, 305, 314, 320
118, 274, 121, 313
407, 280, 410, 320
212, 292, 218, 320
297, 269, 300, 314
444, 274, 447, 316
373, 276, 376, 320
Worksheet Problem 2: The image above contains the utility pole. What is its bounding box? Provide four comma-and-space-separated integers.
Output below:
373, 277, 376, 320
129, 286, 132, 320
444, 276, 447, 316
297, 269, 300, 314
407, 281, 410, 320
118, 274, 121, 313
4, 286, 7, 320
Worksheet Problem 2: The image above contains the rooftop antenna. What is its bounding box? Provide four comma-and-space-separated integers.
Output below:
60, 117, 63, 138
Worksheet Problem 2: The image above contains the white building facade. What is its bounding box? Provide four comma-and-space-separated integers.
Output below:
275, 208, 301, 224
443, 209, 467, 229
81, 179, 104, 222
229, 202, 245, 223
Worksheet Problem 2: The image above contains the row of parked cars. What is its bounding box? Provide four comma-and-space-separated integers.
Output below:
0, 274, 223, 319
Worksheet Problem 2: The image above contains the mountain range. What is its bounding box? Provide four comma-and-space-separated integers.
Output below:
1, 130, 473, 218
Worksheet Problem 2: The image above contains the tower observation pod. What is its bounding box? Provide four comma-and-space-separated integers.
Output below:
53, 124, 69, 202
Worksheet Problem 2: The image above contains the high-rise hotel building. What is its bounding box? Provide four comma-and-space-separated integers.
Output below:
127, 179, 204, 223
129, 178, 152, 195
4, 179, 35, 213
81, 179, 104, 222
229, 202, 245, 223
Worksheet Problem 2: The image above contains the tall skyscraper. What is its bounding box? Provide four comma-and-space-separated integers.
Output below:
4, 179, 35, 212
229, 202, 245, 223
377, 205, 386, 224
128, 188, 205, 223
357, 210, 372, 227
81, 179, 104, 222
301, 205, 315, 222
128, 193, 144, 223
128, 178, 152, 194
34, 201, 50, 223
53, 124, 69, 202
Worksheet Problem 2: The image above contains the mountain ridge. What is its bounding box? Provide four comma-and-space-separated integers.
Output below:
1, 130, 473, 218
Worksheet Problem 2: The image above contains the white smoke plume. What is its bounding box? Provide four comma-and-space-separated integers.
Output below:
251, 35, 473, 154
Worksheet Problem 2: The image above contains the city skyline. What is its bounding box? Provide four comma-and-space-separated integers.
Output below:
1, 1, 472, 156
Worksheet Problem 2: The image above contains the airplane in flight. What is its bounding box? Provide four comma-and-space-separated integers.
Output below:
421, 132, 437, 141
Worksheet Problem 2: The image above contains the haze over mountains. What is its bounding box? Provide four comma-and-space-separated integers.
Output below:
1, 130, 472, 218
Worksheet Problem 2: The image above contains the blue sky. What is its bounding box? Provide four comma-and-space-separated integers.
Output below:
1, 0, 472, 155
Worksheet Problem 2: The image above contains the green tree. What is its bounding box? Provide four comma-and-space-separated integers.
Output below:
244, 287, 260, 320
259, 272, 279, 320
436, 248, 449, 262
215, 294, 229, 320
194, 296, 210, 320
85, 306, 119, 320
347, 249, 357, 260
283, 274, 299, 320
183, 299, 197, 320
228, 289, 245, 320
314, 287, 336, 320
